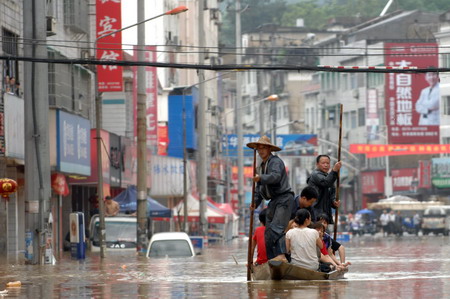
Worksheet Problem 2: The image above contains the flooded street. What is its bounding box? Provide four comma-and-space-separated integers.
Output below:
1, 234, 450, 298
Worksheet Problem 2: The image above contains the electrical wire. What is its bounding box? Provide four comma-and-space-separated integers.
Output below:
0, 54, 448, 73
2, 36, 450, 59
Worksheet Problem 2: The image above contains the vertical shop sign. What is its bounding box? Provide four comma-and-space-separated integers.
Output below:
96, 0, 123, 92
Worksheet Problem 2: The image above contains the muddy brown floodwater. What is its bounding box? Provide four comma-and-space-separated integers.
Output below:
1, 234, 450, 298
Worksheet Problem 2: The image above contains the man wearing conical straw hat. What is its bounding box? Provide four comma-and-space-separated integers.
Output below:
247, 135, 294, 262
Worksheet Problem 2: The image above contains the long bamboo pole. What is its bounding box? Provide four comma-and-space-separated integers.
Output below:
333, 104, 344, 241
247, 149, 257, 281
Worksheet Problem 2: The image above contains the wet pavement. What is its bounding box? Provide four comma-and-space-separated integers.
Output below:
1, 233, 450, 298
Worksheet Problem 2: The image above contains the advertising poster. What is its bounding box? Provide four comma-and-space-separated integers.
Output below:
223, 134, 317, 157
384, 42, 439, 144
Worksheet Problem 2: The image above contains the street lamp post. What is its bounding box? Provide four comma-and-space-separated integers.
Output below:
181, 71, 235, 233
94, 5, 188, 257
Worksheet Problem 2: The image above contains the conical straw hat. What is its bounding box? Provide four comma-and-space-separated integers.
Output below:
246, 135, 281, 152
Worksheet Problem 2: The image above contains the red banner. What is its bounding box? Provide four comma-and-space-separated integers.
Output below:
418, 160, 431, 189
96, 0, 123, 92
350, 144, 450, 158
145, 46, 158, 147
157, 125, 168, 156
361, 170, 385, 194
384, 43, 439, 144
132, 46, 158, 144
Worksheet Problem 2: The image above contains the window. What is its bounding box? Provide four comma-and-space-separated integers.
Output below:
444, 96, 450, 116
63, 0, 88, 34
358, 108, 365, 127
351, 111, 357, 129
341, 73, 348, 90
443, 137, 450, 157
344, 111, 350, 129
368, 73, 384, 88
350, 73, 357, 89
2, 28, 19, 94
442, 53, 450, 68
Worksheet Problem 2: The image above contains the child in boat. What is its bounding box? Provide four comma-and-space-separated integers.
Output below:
311, 222, 344, 271
250, 208, 268, 266
285, 209, 323, 271
317, 213, 351, 267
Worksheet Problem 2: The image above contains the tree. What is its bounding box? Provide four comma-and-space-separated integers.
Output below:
220, 0, 288, 47
280, 0, 450, 29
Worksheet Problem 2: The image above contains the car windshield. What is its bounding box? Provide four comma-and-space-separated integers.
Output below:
93, 221, 137, 242
424, 210, 445, 217
148, 240, 193, 257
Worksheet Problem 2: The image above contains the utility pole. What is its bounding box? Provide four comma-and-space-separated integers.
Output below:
94, 82, 106, 258
136, 0, 148, 254
198, 0, 208, 235
236, 0, 245, 234
270, 28, 277, 143
23, 0, 52, 264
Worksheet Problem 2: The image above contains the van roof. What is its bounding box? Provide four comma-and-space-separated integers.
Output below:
90, 215, 137, 224
149, 232, 191, 242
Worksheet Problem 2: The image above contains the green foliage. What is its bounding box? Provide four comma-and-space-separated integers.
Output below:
220, 0, 450, 45
280, 0, 450, 29
220, 0, 288, 47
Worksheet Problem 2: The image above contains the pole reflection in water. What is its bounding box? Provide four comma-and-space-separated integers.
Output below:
1, 236, 450, 297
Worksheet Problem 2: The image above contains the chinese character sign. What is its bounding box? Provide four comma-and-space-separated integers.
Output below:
145, 46, 158, 147
132, 46, 158, 146
384, 43, 439, 144
96, 0, 123, 92
366, 89, 379, 141
391, 168, 417, 192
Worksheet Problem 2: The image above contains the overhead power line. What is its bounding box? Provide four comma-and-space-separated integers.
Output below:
0, 55, 448, 73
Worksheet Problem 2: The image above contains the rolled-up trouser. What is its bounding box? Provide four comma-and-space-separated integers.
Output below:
265, 192, 294, 260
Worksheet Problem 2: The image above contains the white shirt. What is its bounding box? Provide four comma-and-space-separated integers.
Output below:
286, 227, 319, 271
380, 213, 389, 226
415, 83, 440, 125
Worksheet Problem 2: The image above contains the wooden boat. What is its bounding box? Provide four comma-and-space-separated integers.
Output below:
251, 260, 347, 281
251, 263, 272, 280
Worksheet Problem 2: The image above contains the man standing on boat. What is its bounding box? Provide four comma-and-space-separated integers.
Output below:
248, 136, 294, 262
307, 155, 341, 224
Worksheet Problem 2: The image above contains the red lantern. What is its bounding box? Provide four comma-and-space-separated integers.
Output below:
0, 178, 18, 199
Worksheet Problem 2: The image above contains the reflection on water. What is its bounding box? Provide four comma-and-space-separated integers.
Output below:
1, 235, 450, 298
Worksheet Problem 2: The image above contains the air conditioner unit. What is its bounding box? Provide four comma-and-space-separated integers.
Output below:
80, 50, 89, 60
46, 16, 57, 37
210, 56, 223, 66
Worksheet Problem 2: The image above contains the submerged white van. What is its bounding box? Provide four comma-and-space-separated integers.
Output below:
146, 232, 195, 258
89, 215, 137, 251
422, 206, 449, 236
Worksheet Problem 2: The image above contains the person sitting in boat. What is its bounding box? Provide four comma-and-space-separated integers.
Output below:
290, 186, 319, 223
286, 209, 323, 271
317, 213, 351, 267
311, 222, 345, 272
285, 186, 319, 234
250, 208, 268, 266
